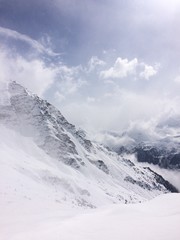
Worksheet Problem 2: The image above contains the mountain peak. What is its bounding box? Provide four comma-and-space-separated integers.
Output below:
8, 80, 28, 95
0, 81, 93, 168
0, 81, 178, 208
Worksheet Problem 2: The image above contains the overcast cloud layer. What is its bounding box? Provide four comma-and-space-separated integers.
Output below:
0, 0, 180, 133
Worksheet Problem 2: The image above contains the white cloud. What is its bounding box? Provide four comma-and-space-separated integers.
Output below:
54, 91, 65, 103
0, 42, 175, 135
100, 57, 158, 80
0, 26, 59, 56
56, 65, 87, 95
139, 64, 158, 80
0, 45, 87, 101
92, 132, 135, 150
61, 85, 180, 134
100, 58, 138, 79
0, 48, 57, 96
87, 56, 105, 72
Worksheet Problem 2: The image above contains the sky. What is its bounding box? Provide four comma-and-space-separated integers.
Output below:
0, 0, 180, 133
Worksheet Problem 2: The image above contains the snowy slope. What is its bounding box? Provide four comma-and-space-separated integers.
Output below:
1, 192, 180, 240
1, 120, 174, 210
0, 81, 178, 213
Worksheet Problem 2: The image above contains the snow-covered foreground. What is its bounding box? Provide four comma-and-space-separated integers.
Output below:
1, 127, 179, 240
0, 82, 180, 240
1, 193, 180, 240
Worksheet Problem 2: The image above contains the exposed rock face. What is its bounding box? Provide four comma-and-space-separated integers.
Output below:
143, 167, 178, 193
117, 143, 180, 170
134, 145, 180, 169
124, 176, 152, 191
89, 160, 109, 174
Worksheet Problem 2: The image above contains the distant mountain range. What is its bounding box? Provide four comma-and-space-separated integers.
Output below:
104, 119, 180, 170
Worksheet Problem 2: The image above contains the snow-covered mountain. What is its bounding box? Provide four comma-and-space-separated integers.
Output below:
98, 118, 180, 169
0, 81, 178, 210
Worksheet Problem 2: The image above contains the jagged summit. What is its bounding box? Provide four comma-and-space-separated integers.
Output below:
0, 81, 178, 208
0, 81, 92, 168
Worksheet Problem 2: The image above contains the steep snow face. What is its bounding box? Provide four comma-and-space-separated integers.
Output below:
0, 81, 177, 209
